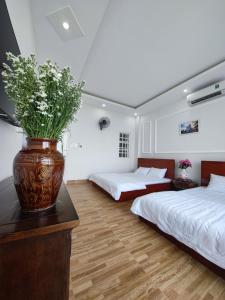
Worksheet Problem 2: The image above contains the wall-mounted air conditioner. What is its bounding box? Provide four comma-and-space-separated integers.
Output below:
187, 80, 225, 106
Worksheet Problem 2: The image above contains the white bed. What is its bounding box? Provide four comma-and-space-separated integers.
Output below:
131, 187, 225, 269
89, 172, 171, 201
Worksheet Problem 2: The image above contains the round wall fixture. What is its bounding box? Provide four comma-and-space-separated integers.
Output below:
99, 117, 110, 130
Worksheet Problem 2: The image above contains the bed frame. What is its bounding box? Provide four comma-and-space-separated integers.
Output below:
92, 158, 175, 202
201, 160, 225, 186
140, 160, 225, 279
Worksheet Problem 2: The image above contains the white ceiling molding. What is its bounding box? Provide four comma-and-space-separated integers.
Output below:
84, 56, 225, 112
80, 0, 225, 107
31, 0, 225, 114
82, 93, 135, 115
137, 59, 225, 109
137, 59, 225, 115
83, 90, 134, 109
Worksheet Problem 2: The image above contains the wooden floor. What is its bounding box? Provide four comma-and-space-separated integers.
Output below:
67, 182, 225, 300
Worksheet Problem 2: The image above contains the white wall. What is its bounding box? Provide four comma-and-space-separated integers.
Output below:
0, 120, 22, 181
0, 0, 36, 181
138, 96, 225, 183
6, 0, 36, 56
65, 103, 136, 180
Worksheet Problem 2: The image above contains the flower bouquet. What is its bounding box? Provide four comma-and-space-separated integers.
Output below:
178, 159, 192, 179
2, 52, 84, 211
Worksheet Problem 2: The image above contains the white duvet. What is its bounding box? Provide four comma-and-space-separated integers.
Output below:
89, 173, 171, 200
131, 187, 225, 268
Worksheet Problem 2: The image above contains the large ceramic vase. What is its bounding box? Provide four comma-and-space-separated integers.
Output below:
13, 138, 64, 212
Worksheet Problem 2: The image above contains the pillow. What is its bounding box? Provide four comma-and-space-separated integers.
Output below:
134, 167, 151, 176
147, 167, 167, 179
207, 174, 225, 193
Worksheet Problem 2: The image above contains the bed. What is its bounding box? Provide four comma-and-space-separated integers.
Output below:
131, 160, 225, 278
89, 158, 175, 202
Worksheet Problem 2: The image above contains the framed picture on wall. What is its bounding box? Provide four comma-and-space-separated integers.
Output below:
179, 120, 199, 135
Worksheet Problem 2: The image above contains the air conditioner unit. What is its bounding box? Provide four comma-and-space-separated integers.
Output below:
187, 80, 225, 106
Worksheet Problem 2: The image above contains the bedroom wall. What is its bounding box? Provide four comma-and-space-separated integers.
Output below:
0, 0, 36, 181
0, 121, 22, 181
64, 102, 136, 181
138, 96, 225, 183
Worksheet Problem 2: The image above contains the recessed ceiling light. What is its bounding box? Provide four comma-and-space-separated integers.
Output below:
102, 103, 106, 108
183, 89, 188, 93
47, 6, 85, 41
62, 21, 70, 30
134, 112, 138, 117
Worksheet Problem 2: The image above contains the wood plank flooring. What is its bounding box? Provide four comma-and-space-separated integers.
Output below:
67, 182, 225, 300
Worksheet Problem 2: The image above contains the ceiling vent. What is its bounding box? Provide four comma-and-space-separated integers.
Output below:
47, 6, 85, 41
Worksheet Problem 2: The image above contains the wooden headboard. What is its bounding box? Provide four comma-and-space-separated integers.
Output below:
201, 161, 225, 186
138, 158, 175, 179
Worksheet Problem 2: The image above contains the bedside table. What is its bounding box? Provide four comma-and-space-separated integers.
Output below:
173, 178, 198, 191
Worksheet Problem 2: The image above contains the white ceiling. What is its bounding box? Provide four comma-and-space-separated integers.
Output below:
31, 0, 109, 80
31, 0, 225, 110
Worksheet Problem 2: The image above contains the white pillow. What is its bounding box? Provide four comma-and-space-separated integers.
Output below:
207, 174, 225, 193
147, 167, 167, 179
134, 167, 151, 176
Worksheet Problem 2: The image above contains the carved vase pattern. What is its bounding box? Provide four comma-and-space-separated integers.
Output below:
13, 138, 64, 212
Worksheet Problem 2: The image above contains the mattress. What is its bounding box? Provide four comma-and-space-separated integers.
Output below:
131, 187, 225, 269
89, 172, 171, 200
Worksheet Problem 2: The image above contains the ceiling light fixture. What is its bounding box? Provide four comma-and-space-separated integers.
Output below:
183, 89, 188, 93
134, 112, 138, 117
102, 103, 106, 108
62, 21, 70, 30
47, 6, 85, 41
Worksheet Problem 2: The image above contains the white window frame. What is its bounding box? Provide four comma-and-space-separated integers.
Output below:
119, 132, 129, 158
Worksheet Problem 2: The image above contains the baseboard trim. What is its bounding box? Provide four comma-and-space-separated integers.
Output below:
66, 179, 89, 185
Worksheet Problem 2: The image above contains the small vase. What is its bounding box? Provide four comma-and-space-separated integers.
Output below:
13, 138, 64, 212
180, 168, 188, 180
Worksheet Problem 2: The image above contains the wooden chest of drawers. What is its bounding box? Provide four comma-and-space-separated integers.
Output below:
0, 177, 79, 300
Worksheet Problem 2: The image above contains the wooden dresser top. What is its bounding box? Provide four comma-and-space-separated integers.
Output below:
0, 177, 79, 243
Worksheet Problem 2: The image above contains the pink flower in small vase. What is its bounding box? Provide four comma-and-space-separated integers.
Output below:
178, 159, 192, 169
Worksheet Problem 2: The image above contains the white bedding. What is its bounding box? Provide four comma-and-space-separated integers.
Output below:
131, 187, 225, 268
89, 173, 171, 200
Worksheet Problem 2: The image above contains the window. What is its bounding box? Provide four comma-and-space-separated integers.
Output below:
119, 133, 129, 158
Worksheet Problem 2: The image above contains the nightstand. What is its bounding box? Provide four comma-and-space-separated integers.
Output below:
173, 178, 198, 191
